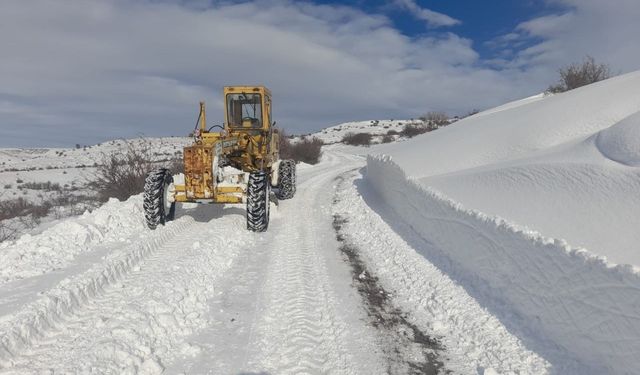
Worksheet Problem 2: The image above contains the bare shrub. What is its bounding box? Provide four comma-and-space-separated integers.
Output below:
90, 140, 155, 202
420, 111, 449, 126
387, 129, 398, 136
278, 129, 292, 161
20, 181, 62, 191
292, 137, 323, 164
381, 134, 394, 143
547, 56, 611, 93
279, 130, 323, 165
400, 124, 429, 138
0, 198, 32, 221
342, 132, 372, 146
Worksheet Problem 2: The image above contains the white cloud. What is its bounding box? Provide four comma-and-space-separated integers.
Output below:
0, 0, 638, 147
0, 0, 512, 146
494, 0, 640, 73
393, 0, 461, 27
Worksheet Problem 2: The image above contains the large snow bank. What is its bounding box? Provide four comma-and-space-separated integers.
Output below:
596, 111, 640, 166
374, 71, 640, 265
366, 155, 640, 374
379, 71, 640, 178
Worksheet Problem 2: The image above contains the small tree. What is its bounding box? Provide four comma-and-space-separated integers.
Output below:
547, 56, 611, 93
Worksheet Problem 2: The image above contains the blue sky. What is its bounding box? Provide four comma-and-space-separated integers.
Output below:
319, 0, 558, 55
1, 0, 639, 147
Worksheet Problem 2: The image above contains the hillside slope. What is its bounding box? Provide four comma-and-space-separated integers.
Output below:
375, 71, 640, 266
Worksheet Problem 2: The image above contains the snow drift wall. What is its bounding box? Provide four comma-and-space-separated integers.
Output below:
366, 155, 640, 374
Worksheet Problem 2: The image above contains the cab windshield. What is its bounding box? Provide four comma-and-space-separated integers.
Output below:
227, 93, 262, 128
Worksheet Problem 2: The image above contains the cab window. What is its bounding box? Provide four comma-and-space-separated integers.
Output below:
227, 93, 262, 128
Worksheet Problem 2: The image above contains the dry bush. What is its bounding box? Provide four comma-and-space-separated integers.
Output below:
0, 198, 33, 221
19, 181, 62, 191
400, 124, 429, 138
291, 137, 323, 164
547, 56, 611, 93
278, 129, 292, 160
386, 129, 399, 136
279, 130, 323, 165
420, 111, 449, 126
90, 139, 156, 202
381, 134, 394, 143
342, 132, 372, 146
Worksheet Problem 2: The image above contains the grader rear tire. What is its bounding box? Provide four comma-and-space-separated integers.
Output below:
247, 171, 270, 232
143, 168, 175, 230
275, 159, 296, 200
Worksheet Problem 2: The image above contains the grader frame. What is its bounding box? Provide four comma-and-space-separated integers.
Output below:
143, 86, 296, 231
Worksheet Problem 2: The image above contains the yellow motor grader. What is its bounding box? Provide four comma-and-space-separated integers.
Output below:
143, 86, 296, 231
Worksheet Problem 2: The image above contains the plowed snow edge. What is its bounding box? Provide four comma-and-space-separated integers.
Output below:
0, 219, 190, 366
366, 155, 640, 374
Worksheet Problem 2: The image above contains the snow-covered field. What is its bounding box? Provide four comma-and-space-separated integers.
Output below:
294, 118, 453, 145
0, 137, 189, 203
301, 119, 418, 144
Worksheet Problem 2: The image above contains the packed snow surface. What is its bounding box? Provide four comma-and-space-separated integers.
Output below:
0, 150, 554, 374
376, 70, 640, 266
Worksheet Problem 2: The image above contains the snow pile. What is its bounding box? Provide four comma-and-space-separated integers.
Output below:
0, 215, 255, 371
374, 71, 640, 265
333, 170, 550, 374
0, 196, 146, 284
366, 71, 640, 373
379, 71, 640, 178
596, 111, 640, 166
366, 156, 640, 374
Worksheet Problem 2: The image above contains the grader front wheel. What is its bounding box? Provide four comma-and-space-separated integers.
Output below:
246, 171, 270, 232
143, 168, 176, 230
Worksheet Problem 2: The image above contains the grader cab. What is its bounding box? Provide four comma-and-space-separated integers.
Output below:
143, 86, 296, 231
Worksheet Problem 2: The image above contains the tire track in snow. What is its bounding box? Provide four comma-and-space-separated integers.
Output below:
332, 212, 446, 375
333, 169, 551, 374
247, 164, 362, 374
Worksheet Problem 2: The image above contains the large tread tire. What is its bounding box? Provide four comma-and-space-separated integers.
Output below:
275, 159, 296, 200
143, 168, 175, 230
247, 171, 270, 232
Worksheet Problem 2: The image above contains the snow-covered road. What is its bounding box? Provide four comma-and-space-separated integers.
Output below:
0, 150, 550, 374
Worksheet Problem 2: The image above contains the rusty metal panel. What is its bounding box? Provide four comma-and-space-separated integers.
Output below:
183, 144, 214, 199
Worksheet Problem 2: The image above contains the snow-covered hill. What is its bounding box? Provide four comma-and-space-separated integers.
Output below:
0, 137, 190, 202
295, 118, 454, 145
375, 71, 640, 266
368, 70, 640, 374
300, 119, 417, 144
